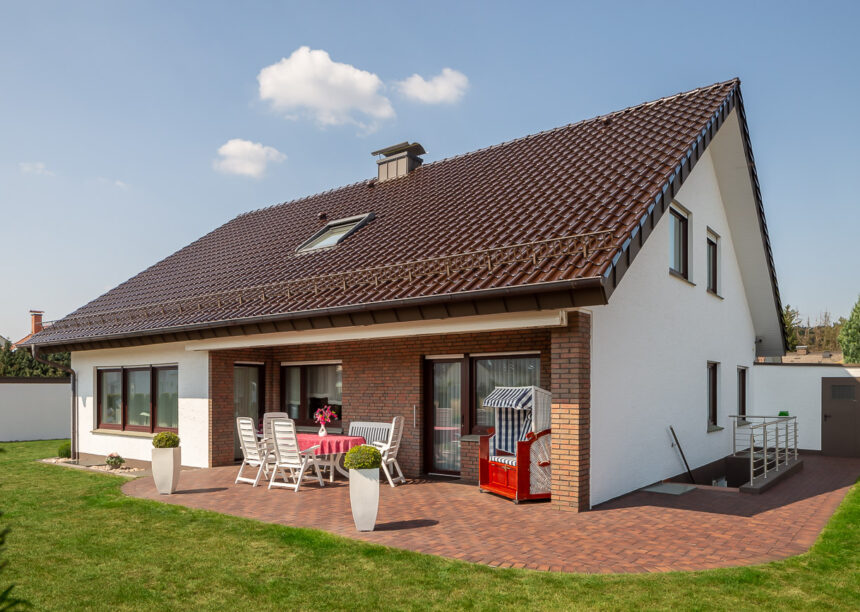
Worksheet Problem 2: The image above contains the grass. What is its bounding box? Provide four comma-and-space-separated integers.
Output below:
1, 440, 858, 611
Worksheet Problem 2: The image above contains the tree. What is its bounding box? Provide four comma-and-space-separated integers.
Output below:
838, 295, 860, 364
783, 304, 801, 351
0, 341, 69, 378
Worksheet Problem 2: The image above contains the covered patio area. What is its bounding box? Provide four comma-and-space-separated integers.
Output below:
123, 454, 860, 574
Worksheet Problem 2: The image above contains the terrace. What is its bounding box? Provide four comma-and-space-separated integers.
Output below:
123, 453, 860, 573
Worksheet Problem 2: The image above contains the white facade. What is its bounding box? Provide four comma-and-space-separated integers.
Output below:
589, 147, 759, 506
0, 380, 70, 441
752, 364, 860, 451
71, 343, 210, 467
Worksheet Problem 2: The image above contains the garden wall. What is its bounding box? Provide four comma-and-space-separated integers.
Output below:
0, 377, 70, 441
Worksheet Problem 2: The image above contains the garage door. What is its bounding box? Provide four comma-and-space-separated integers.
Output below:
822, 377, 860, 457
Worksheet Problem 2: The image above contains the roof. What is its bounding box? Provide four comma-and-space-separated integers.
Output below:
25, 78, 784, 350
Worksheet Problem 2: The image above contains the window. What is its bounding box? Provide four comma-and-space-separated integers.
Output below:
707, 233, 719, 294
707, 362, 719, 428
473, 356, 540, 432
737, 367, 747, 417
832, 385, 856, 400
97, 366, 178, 432
669, 208, 689, 278
296, 213, 374, 252
280, 363, 342, 426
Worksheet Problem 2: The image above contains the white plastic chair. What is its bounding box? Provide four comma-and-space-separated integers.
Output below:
261, 412, 290, 447
371, 416, 406, 487
235, 416, 273, 487
268, 418, 325, 491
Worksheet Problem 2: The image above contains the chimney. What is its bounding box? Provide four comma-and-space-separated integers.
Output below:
371, 142, 426, 182
30, 310, 44, 335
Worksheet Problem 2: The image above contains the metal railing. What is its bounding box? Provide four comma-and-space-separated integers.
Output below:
730, 415, 798, 485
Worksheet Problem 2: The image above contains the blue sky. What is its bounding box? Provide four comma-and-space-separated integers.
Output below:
1, 1, 858, 342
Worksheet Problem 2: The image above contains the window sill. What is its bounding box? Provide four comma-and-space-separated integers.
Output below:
669, 269, 696, 286
707, 425, 724, 433
460, 434, 483, 442
91, 428, 155, 439
707, 289, 724, 300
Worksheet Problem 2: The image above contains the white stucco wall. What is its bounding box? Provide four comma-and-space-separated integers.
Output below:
752, 364, 860, 451
71, 343, 210, 467
589, 148, 758, 506
0, 381, 70, 441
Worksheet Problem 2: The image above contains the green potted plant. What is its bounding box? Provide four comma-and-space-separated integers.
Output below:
151, 432, 181, 494
344, 445, 382, 531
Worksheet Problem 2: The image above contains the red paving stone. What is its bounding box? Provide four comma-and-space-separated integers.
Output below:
122, 455, 860, 574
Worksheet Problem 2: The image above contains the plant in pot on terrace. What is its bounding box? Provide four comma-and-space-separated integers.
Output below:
344, 445, 382, 532
314, 405, 338, 437
151, 432, 181, 495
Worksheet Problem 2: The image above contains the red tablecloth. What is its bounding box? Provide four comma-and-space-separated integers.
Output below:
297, 433, 366, 455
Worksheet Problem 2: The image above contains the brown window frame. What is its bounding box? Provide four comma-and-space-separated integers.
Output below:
707, 362, 719, 427
707, 236, 718, 294
737, 367, 747, 417
469, 354, 541, 436
669, 208, 689, 279
96, 365, 179, 433
280, 363, 342, 427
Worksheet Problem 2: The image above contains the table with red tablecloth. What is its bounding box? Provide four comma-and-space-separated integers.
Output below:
297, 433, 366, 481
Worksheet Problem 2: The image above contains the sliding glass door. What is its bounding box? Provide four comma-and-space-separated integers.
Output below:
427, 361, 463, 474
233, 365, 263, 460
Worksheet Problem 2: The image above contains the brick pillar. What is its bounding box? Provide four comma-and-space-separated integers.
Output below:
550, 311, 591, 512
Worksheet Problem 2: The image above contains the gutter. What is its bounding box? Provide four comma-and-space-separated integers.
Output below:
31, 346, 78, 461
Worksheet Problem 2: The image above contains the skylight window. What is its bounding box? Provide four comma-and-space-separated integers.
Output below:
296, 213, 374, 252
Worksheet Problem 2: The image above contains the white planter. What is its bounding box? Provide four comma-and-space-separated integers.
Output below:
349, 468, 380, 531
152, 447, 181, 495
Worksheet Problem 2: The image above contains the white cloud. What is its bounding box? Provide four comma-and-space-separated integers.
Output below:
18, 161, 54, 176
98, 177, 129, 189
258, 46, 395, 128
396, 68, 469, 104
213, 138, 286, 178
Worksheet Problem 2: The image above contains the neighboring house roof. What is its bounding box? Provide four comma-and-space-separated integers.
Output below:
10, 332, 34, 350
24, 78, 784, 351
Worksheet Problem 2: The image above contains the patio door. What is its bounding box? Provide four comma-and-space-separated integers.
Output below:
425, 360, 464, 475
234, 365, 263, 460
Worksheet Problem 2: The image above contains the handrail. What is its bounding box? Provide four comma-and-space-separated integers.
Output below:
730, 415, 798, 486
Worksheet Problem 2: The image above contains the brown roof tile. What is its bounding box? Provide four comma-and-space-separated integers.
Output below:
27, 79, 770, 347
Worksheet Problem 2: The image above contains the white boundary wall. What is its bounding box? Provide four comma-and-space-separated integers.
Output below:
71, 343, 210, 467
752, 364, 860, 451
590, 149, 757, 506
0, 379, 70, 441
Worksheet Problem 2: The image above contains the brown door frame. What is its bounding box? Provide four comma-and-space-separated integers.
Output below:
821, 377, 860, 457
423, 358, 467, 476
233, 363, 266, 459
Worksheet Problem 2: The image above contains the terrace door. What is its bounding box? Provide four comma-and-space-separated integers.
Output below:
234, 365, 263, 460
425, 360, 463, 475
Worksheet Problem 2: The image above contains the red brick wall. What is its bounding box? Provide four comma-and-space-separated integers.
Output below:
459, 438, 479, 483
550, 311, 591, 512
208, 328, 552, 477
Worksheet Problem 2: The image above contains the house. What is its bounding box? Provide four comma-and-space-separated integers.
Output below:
22, 78, 787, 510
11, 310, 45, 350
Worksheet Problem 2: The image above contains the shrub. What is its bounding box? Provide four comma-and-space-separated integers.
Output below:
105, 453, 125, 469
344, 445, 381, 470
778, 410, 789, 417
152, 432, 180, 448
57, 441, 71, 458
838, 295, 860, 364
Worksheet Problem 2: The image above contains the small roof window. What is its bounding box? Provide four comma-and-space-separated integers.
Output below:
296, 213, 374, 252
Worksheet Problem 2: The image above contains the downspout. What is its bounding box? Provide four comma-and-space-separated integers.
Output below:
31, 346, 78, 461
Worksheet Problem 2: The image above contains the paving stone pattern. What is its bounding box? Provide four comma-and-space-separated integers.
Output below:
123, 455, 859, 574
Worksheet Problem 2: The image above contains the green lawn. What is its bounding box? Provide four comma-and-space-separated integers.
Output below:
1, 440, 858, 611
